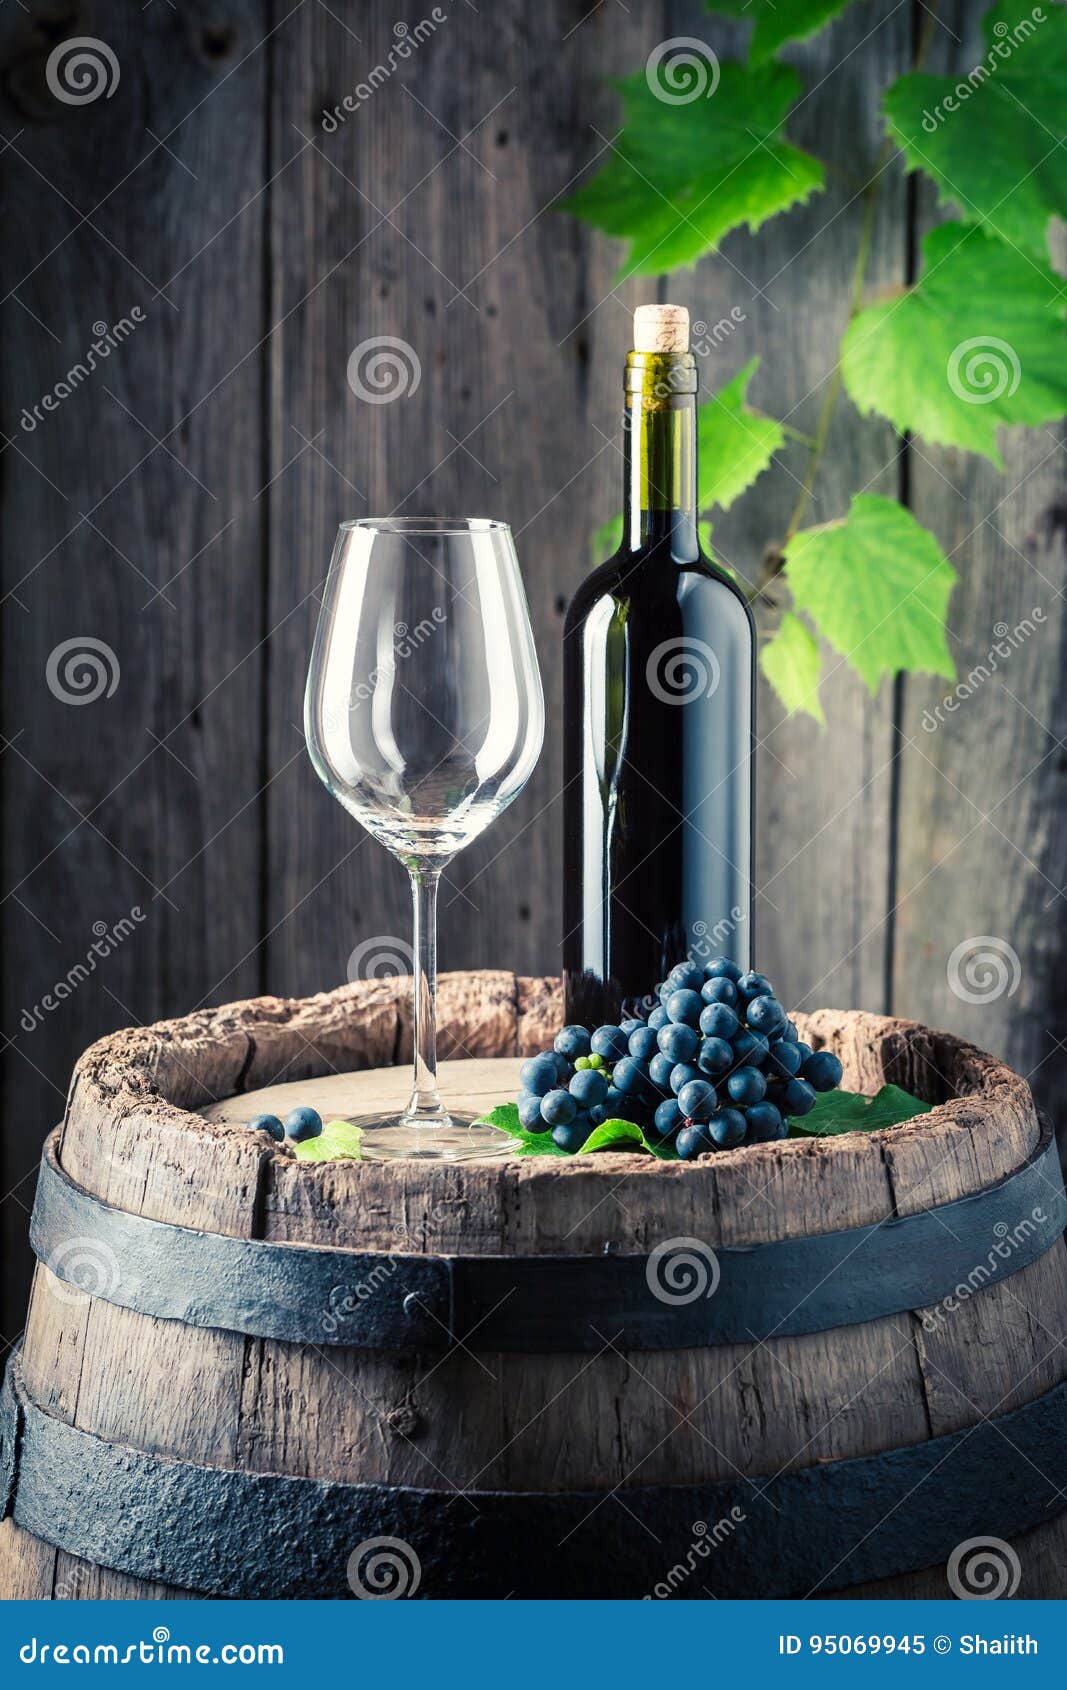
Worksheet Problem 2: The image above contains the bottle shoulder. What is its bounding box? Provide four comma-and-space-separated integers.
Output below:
565, 547, 754, 633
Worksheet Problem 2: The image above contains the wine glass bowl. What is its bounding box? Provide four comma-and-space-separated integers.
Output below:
305, 518, 544, 1160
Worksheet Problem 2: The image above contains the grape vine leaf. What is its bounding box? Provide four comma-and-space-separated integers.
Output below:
885, 3, 1067, 258
842, 223, 1067, 469
760, 613, 825, 724
788, 1083, 931, 1137
477, 1102, 676, 1159
562, 59, 824, 279
784, 495, 956, 693
291, 1120, 364, 1162
698, 357, 785, 510
706, 0, 863, 66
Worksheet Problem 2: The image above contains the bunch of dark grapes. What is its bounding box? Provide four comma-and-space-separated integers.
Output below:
517, 957, 842, 1158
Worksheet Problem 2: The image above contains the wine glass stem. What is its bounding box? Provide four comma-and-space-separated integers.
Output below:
405, 867, 446, 1125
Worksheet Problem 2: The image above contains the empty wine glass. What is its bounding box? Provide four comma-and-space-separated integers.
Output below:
305, 518, 545, 1160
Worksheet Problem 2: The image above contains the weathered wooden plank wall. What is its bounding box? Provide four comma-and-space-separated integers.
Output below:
1, 0, 1064, 1335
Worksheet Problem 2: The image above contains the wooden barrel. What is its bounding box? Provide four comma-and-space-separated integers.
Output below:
2, 972, 1066, 1601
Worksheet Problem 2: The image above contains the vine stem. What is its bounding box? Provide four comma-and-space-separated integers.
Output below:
747, 0, 943, 603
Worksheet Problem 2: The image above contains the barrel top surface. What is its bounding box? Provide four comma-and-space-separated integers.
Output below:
50, 973, 1042, 1253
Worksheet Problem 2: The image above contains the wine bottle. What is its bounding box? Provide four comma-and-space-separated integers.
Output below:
562, 303, 755, 1025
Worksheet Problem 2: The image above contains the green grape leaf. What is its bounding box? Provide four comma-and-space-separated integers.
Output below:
291, 1119, 365, 1162
591, 513, 624, 563
706, 0, 863, 65
760, 613, 825, 724
842, 222, 1067, 469
561, 58, 823, 279
476, 1102, 677, 1159
784, 495, 956, 694
885, 3, 1067, 258
698, 357, 785, 510
789, 1083, 931, 1137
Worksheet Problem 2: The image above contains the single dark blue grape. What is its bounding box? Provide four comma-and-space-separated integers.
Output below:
709, 1107, 747, 1149
701, 976, 738, 1008
731, 1028, 770, 1067
665, 988, 704, 1027
737, 970, 773, 1004
552, 1118, 590, 1153
727, 1064, 767, 1106
647, 1004, 670, 1031
704, 956, 742, 982
794, 1041, 813, 1065
540, 1087, 578, 1127
604, 1084, 627, 1114
553, 1055, 575, 1085
554, 1024, 592, 1061
284, 1106, 323, 1143
657, 1021, 700, 1064
676, 1123, 714, 1161
700, 1002, 739, 1040
653, 1098, 684, 1138
747, 994, 787, 1037
766, 1039, 802, 1079
588, 1103, 608, 1127
591, 1024, 630, 1062
677, 1078, 717, 1121
745, 1101, 785, 1142
519, 1053, 559, 1097
612, 1056, 651, 1097
248, 1113, 284, 1141
669, 1061, 702, 1096
569, 1067, 609, 1107
620, 1017, 646, 1035
781, 1077, 817, 1118
803, 1050, 844, 1092
649, 1052, 675, 1091
779, 1021, 800, 1044
628, 1025, 659, 1062
517, 1092, 545, 1129
667, 962, 705, 993
697, 1036, 733, 1076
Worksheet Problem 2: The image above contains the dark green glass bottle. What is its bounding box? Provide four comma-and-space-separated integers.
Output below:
562, 305, 755, 1024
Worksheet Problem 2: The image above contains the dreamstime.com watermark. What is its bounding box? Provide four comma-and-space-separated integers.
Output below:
644, 1510, 747, 1598
919, 9, 1047, 131
646, 38, 720, 104
19, 1626, 283, 1666
921, 611, 1045, 731
347, 1536, 422, 1598
21, 311, 145, 432
21, 909, 146, 1033
628, 912, 749, 1017
947, 935, 1022, 1005
319, 611, 447, 744
646, 636, 721, 705
646, 1237, 721, 1305
920, 1209, 1049, 1333
321, 12, 447, 130
45, 36, 120, 105
46, 637, 120, 704
946, 1536, 1022, 1600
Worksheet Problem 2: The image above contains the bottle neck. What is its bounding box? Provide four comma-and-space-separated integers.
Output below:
622, 350, 699, 557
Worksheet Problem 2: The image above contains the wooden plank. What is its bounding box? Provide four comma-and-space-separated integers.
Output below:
891, 0, 1067, 1120
675, 0, 909, 1015
0, 6, 269, 1333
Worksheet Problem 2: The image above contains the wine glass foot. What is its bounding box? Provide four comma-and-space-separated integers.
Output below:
347, 1112, 520, 1162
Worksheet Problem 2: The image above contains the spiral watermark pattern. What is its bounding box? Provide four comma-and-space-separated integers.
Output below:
346, 336, 422, 404
347, 935, 414, 981
646, 1237, 720, 1306
947, 336, 1021, 405
347, 1536, 422, 1599
646, 637, 720, 706
46, 638, 120, 705
46, 1237, 121, 1306
46, 37, 120, 105
645, 38, 720, 104
947, 936, 1021, 1005
946, 1536, 1021, 1599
